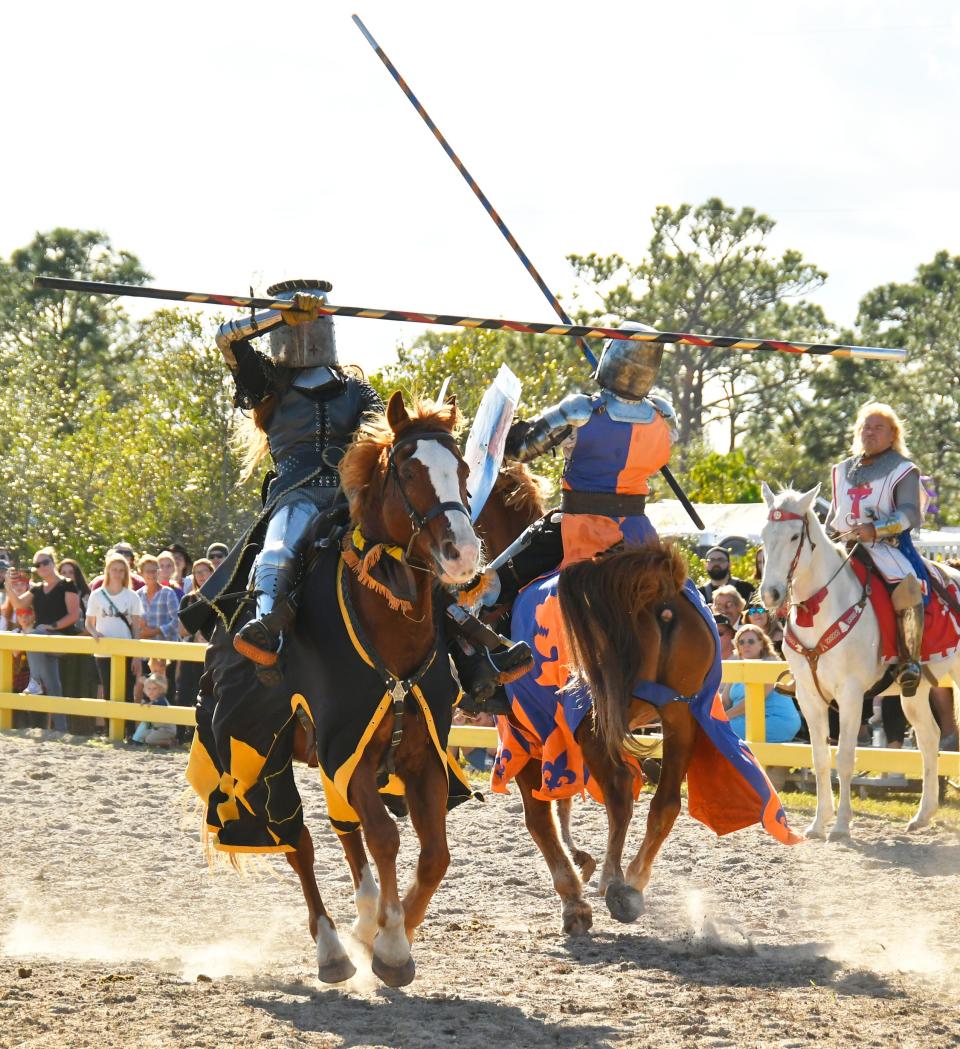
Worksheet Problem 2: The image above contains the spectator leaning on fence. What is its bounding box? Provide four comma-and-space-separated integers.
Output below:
722, 625, 801, 745
4, 547, 80, 731
86, 552, 144, 700
138, 554, 180, 642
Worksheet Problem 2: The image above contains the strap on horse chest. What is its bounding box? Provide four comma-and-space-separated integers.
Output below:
338, 559, 438, 786
784, 568, 872, 704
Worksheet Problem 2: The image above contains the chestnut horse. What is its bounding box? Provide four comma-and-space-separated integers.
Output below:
278, 391, 481, 987
474, 476, 716, 934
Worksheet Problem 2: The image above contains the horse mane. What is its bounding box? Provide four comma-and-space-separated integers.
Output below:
558, 543, 687, 763
493, 461, 550, 517
340, 397, 460, 523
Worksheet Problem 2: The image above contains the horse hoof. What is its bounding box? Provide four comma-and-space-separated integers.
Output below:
317, 955, 356, 984
804, 823, 827, 841
605, 880, 645, 924
371, 953, 416, 988
907, 817, 930, 833
561, 900, 593, 937
828, 827, 851, 843
573, 851, 597, 884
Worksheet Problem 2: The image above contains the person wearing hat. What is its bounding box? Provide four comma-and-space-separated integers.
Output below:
699, 546, 753, 605
713, 612, 736, 661
206, 542, 228, 564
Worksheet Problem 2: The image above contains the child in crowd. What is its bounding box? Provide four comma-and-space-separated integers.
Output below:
133, 657, 168, 702
131, 673, 176, 747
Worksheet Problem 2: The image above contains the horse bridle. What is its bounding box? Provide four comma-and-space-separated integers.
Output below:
769, 506, 859, 613
386, 431, 472, 561
767, 507, 815, 600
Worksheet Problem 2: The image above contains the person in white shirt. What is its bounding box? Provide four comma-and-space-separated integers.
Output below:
86, 552, 144, 699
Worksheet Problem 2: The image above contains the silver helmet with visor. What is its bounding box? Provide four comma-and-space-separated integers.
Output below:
267, 278, 338, 368
595, 320, 664, 400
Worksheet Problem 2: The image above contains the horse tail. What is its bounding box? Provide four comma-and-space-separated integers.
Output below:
558, 543, 687, 764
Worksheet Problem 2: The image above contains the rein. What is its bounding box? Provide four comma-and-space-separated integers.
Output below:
337, 426, 467, 780
339, 557, 438, 785
771, 506, 867, 703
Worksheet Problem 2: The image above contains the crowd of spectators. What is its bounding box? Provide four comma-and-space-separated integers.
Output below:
0, 539, 227, 745
0, 536, 957, 768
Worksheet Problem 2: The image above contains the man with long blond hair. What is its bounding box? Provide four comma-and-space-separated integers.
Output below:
826, 401, 927, 695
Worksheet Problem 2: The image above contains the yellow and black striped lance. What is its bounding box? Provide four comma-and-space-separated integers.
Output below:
33, 276, 906, 361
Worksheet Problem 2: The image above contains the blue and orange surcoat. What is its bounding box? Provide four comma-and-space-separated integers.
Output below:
558, 391, 672, 564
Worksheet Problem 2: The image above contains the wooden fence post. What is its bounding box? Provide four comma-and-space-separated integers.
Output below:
0, 649, 13, 730
108, 654, 128, 742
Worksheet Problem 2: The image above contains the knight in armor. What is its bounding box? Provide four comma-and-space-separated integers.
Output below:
825, 401, 927, 697
194, 278, 530, 700
462, 320, 677, 613
208, 280, 382, 680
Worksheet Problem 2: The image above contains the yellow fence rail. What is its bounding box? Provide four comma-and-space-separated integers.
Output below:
0, 632, 957, 778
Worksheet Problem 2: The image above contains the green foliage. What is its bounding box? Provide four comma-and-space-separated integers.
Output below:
0, 230, 258, 571
373, 327, 585, 493
676, 448, 760, 504
567, 198, 832, 459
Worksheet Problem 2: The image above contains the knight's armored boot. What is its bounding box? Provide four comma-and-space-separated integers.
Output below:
891, 576, 924, 698
445, 604, 533, 715
233, 496, 318, 684
895, 601, 924, 698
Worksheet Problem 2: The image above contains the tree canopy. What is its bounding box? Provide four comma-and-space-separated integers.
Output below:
2, 209, 956, 575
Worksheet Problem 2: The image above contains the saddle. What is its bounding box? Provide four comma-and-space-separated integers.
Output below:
848, 546, 960, 667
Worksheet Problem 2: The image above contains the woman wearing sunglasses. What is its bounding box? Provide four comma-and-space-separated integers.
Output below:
743, 602, 784, 656
3, 546, 80, 731
722, 625, 800, 744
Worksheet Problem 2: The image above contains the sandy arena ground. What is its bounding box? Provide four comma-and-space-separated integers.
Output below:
1, 729, 959, 1049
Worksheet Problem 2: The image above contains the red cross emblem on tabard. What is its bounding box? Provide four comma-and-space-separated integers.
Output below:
847, 482, 873, 523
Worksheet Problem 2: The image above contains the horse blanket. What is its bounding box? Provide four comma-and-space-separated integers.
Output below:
494, 571, 801, 846
185, 548, 475, 854
851, 558, 960, 664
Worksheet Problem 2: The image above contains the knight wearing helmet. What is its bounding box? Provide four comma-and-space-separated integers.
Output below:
182, 279, 531, 700
189, 280, 384, 679
825, 401, 927, 696
464, 322, 677, 612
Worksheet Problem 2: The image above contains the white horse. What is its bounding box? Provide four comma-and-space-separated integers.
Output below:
760, 483, 960, 840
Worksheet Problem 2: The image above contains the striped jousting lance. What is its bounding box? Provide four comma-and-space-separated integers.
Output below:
352, 13, 599, 369
32, 277, 907, 361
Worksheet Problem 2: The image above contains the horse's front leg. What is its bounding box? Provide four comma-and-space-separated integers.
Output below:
831, 685, 865, 840
795, 686, 834, 838
347, 743, 413, 987
515, 760, 592, 936
285, 826, 356, 984
398, 726, 451, 941
901, 683, 941, 831
578, 726, 640, 923
556, 797, 597, 884
338, 828, 379, 948
623, 703, 696, 899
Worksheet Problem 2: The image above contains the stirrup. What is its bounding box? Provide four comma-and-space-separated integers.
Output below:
458, 684, 511, 717
898, 661, 921, 698
234, 620, 281, 667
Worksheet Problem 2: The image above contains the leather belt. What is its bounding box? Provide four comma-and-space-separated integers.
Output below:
560, 490, 646, 516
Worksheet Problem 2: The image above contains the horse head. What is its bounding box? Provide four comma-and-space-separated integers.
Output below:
759, 482, 822, 610
341, 390, 480, 586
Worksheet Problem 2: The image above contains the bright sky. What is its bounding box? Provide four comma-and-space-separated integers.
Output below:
5, 1, 960, 375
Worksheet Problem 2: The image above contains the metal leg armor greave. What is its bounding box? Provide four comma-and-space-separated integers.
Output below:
233, 494, 320, 681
